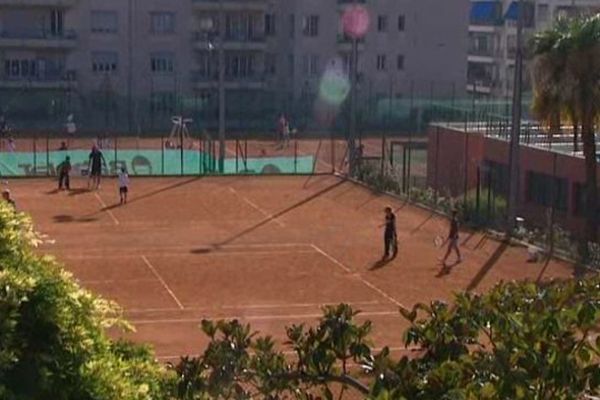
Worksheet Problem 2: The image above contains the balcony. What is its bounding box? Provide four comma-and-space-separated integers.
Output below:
192, 0, 269, 12
191, 71, 266, 90
193, 31, 267, 51
0, 29, 77, 49
0, 69, 77, 89
0, 0, 78, 6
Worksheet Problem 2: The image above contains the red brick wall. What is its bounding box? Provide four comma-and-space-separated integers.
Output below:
428, 125, 596, 233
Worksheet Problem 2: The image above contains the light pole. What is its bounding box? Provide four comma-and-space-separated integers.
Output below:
507, 0, 524, 234
217, 0, 226, 173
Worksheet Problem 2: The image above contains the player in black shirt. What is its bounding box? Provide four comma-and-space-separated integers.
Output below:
442, 209, 462, 266
381, 206, 398, 260
88, 146, 106, 190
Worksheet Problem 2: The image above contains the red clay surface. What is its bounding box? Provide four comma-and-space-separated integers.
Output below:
10, 174, 574, 362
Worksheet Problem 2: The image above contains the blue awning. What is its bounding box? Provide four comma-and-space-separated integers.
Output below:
470, 1, 498, 21
504, 1, 518, 20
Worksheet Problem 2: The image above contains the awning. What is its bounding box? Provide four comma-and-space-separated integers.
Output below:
504, 1, 519, 20
470, 1, 499, 21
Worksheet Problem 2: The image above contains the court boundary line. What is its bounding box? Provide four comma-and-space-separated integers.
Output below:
62, 249, 317, 259
94, 192, 119, 225
228, 187, 286, 227
310, 244, 407, 309
141, 255, 184, 310
130, 309, 400, 325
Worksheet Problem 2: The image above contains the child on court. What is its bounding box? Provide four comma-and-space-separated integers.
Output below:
57, 156, 71, 191
380, 206, 398, 260
441, 209, 462, 267
118, 167, 129, 204
2, 189, 15, 208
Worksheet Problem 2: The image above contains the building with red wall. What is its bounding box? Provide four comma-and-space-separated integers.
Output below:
427, 123, 597, 234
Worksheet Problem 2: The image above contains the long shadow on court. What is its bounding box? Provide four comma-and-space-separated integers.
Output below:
207, 179, 347, 249
97, 176, 204, 212
465, 241, 509, 292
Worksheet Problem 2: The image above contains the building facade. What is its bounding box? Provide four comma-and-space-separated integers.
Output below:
0, 0, 469, 132
467, 0, 600, 99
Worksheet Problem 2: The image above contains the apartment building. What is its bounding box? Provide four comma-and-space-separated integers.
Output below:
0, 0, 469, 131
467, 0, 600, 99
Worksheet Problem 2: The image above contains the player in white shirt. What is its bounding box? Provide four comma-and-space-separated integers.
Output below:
118, 168, 130, 204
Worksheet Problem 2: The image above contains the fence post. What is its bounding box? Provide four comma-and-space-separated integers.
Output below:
46, 134, 50, 176
476, 166, 481, 219
487, 169, 493, 222
161, 135, 165, 175
434, 127, 440, 203
114, 132, 118, 175
33, 134, 37, 176
294, 138, 298, 174
463, 129, 469, 207
235, 138, 239, 174
330, 129, 335, 174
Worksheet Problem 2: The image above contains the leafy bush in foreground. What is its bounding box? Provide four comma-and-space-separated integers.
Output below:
0, 202, 171, 400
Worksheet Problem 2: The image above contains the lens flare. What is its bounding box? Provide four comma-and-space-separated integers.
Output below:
319, 62, 350, 106
341, 5, 370, 39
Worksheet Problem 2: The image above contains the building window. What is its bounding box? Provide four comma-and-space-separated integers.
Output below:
289, 14, 295, 38
526, 171, 568, 211
92, 51, 118, 73
91, 10, 118, 34
225, 54, 255, 78
302, 54, 319, 76
537, 4, 549, 23
265, 54, 277, 75
398, 15, 405, 31
265, 13, 276, 36
288, 54, 294, 76
376, 54, 386, 71
151, 12, 175, 34
573, 183, 600, 217
302, 15, 319, 37
377, 15, 388, 32
396, 54, 404, 70
150, 52, 174, 74
151, 92, 175, 115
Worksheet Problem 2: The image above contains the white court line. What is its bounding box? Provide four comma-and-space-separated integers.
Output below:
81, 278, 157, 285
61, 249, 316, 259
311, 243, 407, 309
124, 300, 381, 314
93, 192, 119, 226
156, 345, 421, 361
131, 310, 400, 325
141, 255, 184, 310
228, 187, 286, 227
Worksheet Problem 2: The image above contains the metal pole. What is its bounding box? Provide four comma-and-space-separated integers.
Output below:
217, 0, 226, 173
348, 0, 359, 175
127, 0, 134, 134
507, 0, 524, 234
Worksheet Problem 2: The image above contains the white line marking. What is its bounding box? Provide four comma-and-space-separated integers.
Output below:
81, 278, 157, 285
94, 192, 119, 225
123, 300, 381, 314
228, 187, 286, 227
141, 255, 184, 310
131, 310, 400, 325
59, 249, 316, 259
311, 244, 406, 308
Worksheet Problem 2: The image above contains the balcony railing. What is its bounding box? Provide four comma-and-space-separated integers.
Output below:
0, 69, 76, 84
192, 31, 265, 43
468, 47, 497, 57
191, 70, 265, 82
336, 34, 365, 44
337, 0, 367, 3
0, 29, 77, 40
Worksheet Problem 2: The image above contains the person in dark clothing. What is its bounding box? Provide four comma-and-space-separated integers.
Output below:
57, 156, 71, 191
88, 145, 106, 190
2, 189, 15, 208
442, 209, 462, 266
381, 206, 398, 260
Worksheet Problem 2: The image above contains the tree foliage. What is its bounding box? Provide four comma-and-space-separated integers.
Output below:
0, 201, 171, 399
172, 278, 600, 399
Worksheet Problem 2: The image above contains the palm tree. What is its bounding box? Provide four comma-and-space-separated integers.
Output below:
533, 15, 600, 250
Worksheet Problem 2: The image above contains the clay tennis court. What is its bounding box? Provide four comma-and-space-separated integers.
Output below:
11, 173, 574, 361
